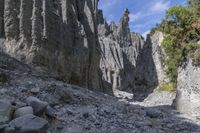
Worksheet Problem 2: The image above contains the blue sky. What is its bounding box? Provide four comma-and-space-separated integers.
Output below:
99, 0, 186, 37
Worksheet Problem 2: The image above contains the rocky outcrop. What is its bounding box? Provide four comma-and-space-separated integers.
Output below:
0, 0, 167, 97
135, 32, 167, 91
0, 0, 4, 37
174, 59, 200, 118
98, 9, 145, 94
0, 0, 101, 90
126, 31, 169, 101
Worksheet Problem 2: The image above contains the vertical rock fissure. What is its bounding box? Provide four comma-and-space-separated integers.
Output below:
0, 0, 5, 38
31, 0, 43, 48
19, 0, 33, 47
4, 0, 20, 40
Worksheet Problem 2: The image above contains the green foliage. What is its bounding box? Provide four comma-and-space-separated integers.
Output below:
161, 35, 182, 83
159, 83, 176, 92
191, 47, 200, 65
153, 0, 200, 86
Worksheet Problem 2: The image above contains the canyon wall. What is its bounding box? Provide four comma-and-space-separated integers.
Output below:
0, 0, 101, 90
0, 2, 149, 94
98, 9, 145, 94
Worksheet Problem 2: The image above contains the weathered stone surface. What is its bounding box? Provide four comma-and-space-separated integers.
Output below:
26, 96, 48, 116
0, 0, 4, 37
14, 106, 34, 118
30, 88, 40, 94
0, 0, 166, 98
174, 59, 200, 117
99, 9, 145, 95
1, 0, 101, 91
0, 100, 14, 125
131, 31, 169, 101
5, 114, 48, 133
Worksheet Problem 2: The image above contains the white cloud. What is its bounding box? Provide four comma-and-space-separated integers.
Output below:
151, 1, 170, 12
99, 0, 119, 11
142, 30, 150, 39
131, 24, 145, 30
129, 12, 142, 22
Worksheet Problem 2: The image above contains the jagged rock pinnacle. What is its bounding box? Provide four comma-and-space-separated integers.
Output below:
117, 8, 130, 38
124, 8, 130, 16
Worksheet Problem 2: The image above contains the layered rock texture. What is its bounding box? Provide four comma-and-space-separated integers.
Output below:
98, 9, 145, 94
0, 0, 101, 90
132, 32, 169, 100
0, 1, 151, 95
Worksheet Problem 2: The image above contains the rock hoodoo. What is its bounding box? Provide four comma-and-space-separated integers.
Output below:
98, 9, 145, 95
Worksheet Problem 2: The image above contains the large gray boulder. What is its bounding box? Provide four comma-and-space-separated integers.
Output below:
26, 96, 48, 116
4, 114, 48, 133
174, 59, 200, 117
14, 106, 34, 118
0, 100, 14, 125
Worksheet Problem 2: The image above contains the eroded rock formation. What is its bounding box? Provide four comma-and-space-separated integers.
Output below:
174, 59, 200, 117
135, 32, 167, 94
0, 0, 101, 90
0, 0, 166, 97
98, 9, 145, 95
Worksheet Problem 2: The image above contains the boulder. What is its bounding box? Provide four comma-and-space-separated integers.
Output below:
4, 114, 48, 133
14, 106, 33, 118
26, 96, 48, 116
0, 100, 14, 125
30, 88, 40, 94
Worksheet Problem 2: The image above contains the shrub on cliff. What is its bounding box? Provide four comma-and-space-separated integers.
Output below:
154, 0, 200, 87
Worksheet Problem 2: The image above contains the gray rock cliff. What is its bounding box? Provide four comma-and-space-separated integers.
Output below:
174, 59, 200, 118
0, 0, 101, 90
98, 9, 145, 95
136, 32, 166, 87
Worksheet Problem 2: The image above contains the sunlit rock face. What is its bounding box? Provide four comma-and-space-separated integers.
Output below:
0, 0, 101, 90
98, 9, 145, 94
174, 59, 200, 117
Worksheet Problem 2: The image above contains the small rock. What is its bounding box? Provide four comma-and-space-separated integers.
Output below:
146, 109, 163, 118
4, 114, 48, 133
0, 124, 8, 130
30, 88, 40, 94
14, 106, 33, 118
13, 100, 27, 108
45, 106, 56, 118
0, 100, 14, 125
26, 96, 48, 116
